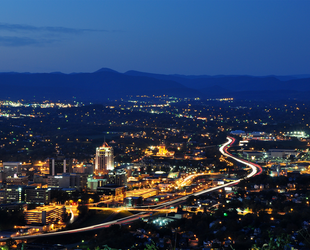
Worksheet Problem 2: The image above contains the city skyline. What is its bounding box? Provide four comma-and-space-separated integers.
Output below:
1, 0, 310, 249
1, 96, 310, 248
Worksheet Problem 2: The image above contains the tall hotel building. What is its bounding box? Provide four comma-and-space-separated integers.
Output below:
95, 142, 114, 175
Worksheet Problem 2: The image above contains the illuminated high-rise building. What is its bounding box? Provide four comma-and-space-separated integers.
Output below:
95, 142, 114, 175
48, 157, 72, 176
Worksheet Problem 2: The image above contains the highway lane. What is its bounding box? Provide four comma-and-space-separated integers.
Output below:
138, 137, 262, 209
0, 211, 151, 241
0, 136, 262, 242
219, 137, 263, 178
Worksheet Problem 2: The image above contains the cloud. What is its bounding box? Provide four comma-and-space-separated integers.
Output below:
0, 22, 120, 47
0, 22, 110, 34
0, 36, 57, 47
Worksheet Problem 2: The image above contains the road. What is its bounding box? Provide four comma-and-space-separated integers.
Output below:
0, 136, 262, 242
219, 137, 263, 178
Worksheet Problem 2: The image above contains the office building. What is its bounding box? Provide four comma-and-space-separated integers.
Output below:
0, 189, 5, 203
73, 163, 94, 174
47, 173, 87, 190
5, 186, 25, 203
6, 176, 29, 186
107, 168, 127, 186
49, 157, 72, 176
94, 142, 114, 175
87, 177, 106, 191
25, 187, 51, 205
2, 162, 22, 178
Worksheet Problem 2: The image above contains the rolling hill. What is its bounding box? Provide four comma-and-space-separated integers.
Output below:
0, 68, 310, 102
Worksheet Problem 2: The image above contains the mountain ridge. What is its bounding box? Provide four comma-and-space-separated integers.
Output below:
0, 68, 309, 102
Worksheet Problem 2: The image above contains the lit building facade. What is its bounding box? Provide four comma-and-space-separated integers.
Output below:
47, 173, 87, 190
0, 190, 5, 203
156, 143, 174, 157
95, 142, 114, 175
24, 205, 66, 225
5, 186, 25, 203
25, 187, 51, 205
6, 176, 29, 186
87, 176, 107, 191
2, 162, 22, 178
107, 168, 127, 186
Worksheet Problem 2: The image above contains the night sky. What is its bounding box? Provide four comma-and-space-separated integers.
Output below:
0, 0, 309, 75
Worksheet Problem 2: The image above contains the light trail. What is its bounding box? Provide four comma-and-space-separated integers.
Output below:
219, 137, 263, 177
0, 137, 262, 242
69, 208, 75, 224
136, 136, 263, 209
0, 211, 150, 242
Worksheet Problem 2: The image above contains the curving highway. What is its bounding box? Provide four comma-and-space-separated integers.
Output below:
0, 136, 262, 242
219, 137, 262, 178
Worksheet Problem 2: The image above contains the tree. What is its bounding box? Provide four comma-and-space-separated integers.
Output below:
0, 245, 9, 250
251, 232, 290, 250
144, 240, 158, 250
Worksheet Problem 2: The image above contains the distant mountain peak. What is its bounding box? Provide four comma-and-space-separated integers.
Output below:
95, 68, 119, 73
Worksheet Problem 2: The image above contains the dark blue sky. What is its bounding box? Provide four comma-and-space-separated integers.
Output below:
0, 0, 309, 75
